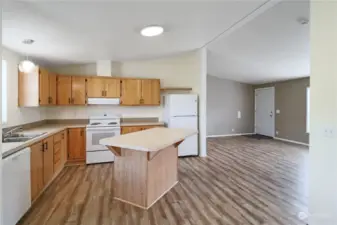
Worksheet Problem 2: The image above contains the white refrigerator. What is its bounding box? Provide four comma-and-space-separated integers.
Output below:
164, 94, 198, 156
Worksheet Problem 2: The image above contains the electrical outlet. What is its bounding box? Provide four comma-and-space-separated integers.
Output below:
324, 127, 335, 138
276, 131, 279, 135
276, 109, 281, 114
237, 111, 241, 119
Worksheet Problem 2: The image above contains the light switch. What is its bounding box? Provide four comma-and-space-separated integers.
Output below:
237, 111, 241, 119
276, 109, 281, 114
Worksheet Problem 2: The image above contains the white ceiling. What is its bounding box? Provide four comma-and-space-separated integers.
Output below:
2, 0, 268, 65
207, 0, 310, 84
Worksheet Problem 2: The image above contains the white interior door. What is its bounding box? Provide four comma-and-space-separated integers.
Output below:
255, 87, 275, 137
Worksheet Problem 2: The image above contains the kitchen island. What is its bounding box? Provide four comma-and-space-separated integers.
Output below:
99, 127, 197, 209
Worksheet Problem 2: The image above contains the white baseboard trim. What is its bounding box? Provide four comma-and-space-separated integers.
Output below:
273, 137, 309, 146
207, 133, 255, 138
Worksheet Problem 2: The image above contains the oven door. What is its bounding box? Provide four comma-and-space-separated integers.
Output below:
86, 127, 121, 152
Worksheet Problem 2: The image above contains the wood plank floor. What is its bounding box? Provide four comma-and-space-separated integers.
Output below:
19, 137, 309, 225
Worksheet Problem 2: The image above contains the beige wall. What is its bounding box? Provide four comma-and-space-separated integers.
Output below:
207, 75, 254, 136
254, 77, 310, 144
2, 48, 46, 128
309, 2, 337, 224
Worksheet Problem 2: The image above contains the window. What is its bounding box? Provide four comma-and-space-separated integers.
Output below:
2, 59, 7, 124
306, 87, 310, 133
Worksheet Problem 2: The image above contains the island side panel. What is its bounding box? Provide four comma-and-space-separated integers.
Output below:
114, 149, 148, 208
147, 145, 178, 208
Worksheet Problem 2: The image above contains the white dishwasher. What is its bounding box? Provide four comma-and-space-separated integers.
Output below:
2, 147, 31, 225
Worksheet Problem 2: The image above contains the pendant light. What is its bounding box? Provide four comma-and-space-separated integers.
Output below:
18, 39, 36, 73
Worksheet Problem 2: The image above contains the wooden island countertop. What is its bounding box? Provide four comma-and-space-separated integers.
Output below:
99, 127, 197, 209
99, 127, 196, 152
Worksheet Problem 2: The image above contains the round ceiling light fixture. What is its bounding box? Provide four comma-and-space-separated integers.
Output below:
19, 39, 37, 73
141, 25, 164, 37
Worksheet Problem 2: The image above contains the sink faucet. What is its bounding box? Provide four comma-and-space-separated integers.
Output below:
2, 126, 23, 141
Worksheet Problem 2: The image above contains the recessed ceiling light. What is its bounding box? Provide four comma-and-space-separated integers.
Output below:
141, 26, 164, 37
22, 39, 35, 45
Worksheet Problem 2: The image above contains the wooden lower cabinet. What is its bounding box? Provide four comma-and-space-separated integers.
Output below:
121, 125, 164, 135
43, 136, 54, 185
30, 141, 44, 202
30, 130, 70, 203
67, 128, 86, 162
53, 132, 63, 174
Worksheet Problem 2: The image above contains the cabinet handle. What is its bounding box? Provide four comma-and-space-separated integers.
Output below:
80, 130, 84, 136
104, 90, 107, 96
62, 133, 64, 139
102, 90, 104, 97
41, 143, 44, 151
68, 98, 71, 104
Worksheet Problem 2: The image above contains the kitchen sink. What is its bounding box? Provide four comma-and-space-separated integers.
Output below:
2, 132, 46, 143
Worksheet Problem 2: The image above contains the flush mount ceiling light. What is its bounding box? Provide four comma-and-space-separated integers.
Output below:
19, 39, 36, 73
141, 25, 164, 37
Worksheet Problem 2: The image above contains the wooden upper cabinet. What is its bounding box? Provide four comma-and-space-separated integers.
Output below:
71, 76, 87, 105
68, 128, 86, 162
19, 67, 58, 106
87, 77, 120, 98
19, 68, 40, 107
43, 136, 54, 185
39, 68, 50, 106
120, 79, 142, 105
57, 76, 72, 105
30, 141, 44, 202
141, 79, 160, 105
87, 77, 105, 98
49, 73, 57, 105
105, 78, 121, 98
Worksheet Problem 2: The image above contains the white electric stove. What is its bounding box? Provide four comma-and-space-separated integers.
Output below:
86, 115, 121, 164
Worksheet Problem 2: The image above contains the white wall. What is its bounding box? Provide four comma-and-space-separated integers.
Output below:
309, 1, 337, 224
1, 19, 3, 225
2, 48, 46, 128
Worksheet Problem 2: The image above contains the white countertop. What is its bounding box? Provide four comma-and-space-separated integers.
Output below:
99, 127, 197, 152
120, 121, 165, 127
2, 124, 86, 158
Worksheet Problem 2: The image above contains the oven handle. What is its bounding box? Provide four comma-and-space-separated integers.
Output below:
86, 127, 121, 132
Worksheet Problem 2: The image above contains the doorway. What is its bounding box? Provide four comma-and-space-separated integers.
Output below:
255, 87, 275, 137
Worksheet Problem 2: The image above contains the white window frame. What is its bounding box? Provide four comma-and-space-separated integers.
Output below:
306, 87, 310, 133
2, 59, 7, 125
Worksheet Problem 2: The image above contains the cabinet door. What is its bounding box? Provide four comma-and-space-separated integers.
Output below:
39, 68, 50, 105
141, 79, 161, 105
121, 126, 143, 134
68, 128, 86, 161
120, 79, 141, 105
49, 73, 57, 105
53, 132, 62, 174
71, 76, 87, 105
43, 136, 54, 185
57, 76, 72, 105
62, 130, 68, 165
105, 78, 121, 98
30, 141, 44, 202
87, 77, 105, 98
